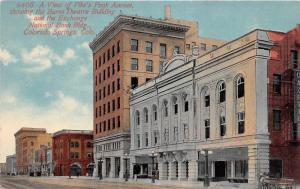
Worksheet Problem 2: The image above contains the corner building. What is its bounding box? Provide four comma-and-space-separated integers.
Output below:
89, 7, 225, 179
130, 30, 273, 183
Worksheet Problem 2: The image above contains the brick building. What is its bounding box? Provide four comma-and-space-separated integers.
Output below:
14, 128, 52, 175
267, 25, 300, 181
89, 5, 225, 179
52, 130, 94, 176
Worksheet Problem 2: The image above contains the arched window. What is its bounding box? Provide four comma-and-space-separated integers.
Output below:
218, 82, 226, 103
173, 96, 178, 115
143, 108, 148, 123
136, 111, 140, 125
152, 105, 157, 121
237, 76, 245, 98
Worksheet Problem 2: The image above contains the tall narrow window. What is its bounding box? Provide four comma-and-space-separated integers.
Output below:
117, 97, 120, 109
117, 60, 120, 72
131, 77, 138, 89
98, 56, 101, 67
117, 41, 120, 53
112, 99, 115, 111
205, 119, 210, 139
273, 109, 281, 130
107, 67, 110, 78
219, 82, 226, 103
238, 112, 245, 134
103, 87, 106, 98
145, 41, 152, 53
291, 50, 298, 68
145, 60, 153, 72
220, 116, 226, 136
108, 119, 111, 130
103, 53, 105, 64
153, 105, 157, 121
144, 108, 148, 123
154, 131, 158, 145
131, 39, 138, 51
273, 74, 281, 95
117, 78, 120, 90
145, 132, 148, 147
136, 111, 140, 126
107, 102, 110, 113
131, 58, 138, 70
200, 43, 206, 51
163, 100, 168, 117
137, 134, 140, 148
107, 49, 110, 61
237, 76, 245, 98
112, 117, 115, 129
103, 70, 106, 81
117, 116, 120, 127
112, 81, 115, 93
112, 45, 115, 57
184, 100, 189, 112
205, 95, 210, 107
174, 46, 180, 54
173, 97, 178, 115
112, 64, 115, 75
160, 43, 167, 58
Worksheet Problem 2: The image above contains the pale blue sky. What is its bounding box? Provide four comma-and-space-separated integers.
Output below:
0, 1, 300, 162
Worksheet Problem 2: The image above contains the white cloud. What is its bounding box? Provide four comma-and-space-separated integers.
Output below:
0, 92, 16, 104
79, 65, 88, 76
0, 90, 92, 162
77, 42, 90, 50
0, 48, 16, 65
44, 91, 52, 98
20, 45, 76, 73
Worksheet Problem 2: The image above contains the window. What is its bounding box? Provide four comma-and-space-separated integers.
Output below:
112, 117, 116, 129
117, 78, 120, 90
200, 43, 206, 51
99, 73, 101, 83
107, 85, 110, 95
235, 160, 248, 178
95, 75, 97, 86
99, 122, 102, 132
103, 70, 106, 80
95, 91, 97, 102
117, 60, 120, 72
107, 67, 110, 78
146, 78, 151, 82
136, 134, 141, 148
95, 107, 98, 118
112, 64, 115, 75
117, 41, 120, 53
153, 105, 157, 121
98, 56, 101, 67
117, 97, 120, 109
173, 97, 178, 115
103, 87, 106, 98
131, 77, 138, 89
95, 124, 98, 134
108, 119, 110, 130
273, 109, 281, 130
99, 89, 101, 100
112, 45, 115, 57
99, 106, 102, 116
163, 100, 168, 117
131, 58, 138, 70
186, 44, 191, 50
87, 142, 92, 148
136, 111, 140, 125
205, 119, 210, 139
154, 131, 158, 145
103, 104, 106, 115
131, 39, 138, 51
103, 121, 106, 131
144, 108, 148, 123
212, 45, 218, 50
184, 100, 189, 112
107, 102, 110, 113
145, 60, 153, 72
291, 50, 298, 68
160, 43, 167, 58
117, 116, 120, 127
205, 95, 210, 107
112, 81, 115, 93
145, 41, 152, 53
107, 49, 110, 61
174, 46, 180, 54
270, 160, 282, 178
103, 53, 105, 64
273, 74, 281, 94
238, 112, 245, 134
220, 116, 226, 136
237, 76, 245, 98
95, 59, 98, 70
112, 99, 115, 111
145, 132, 148, 147
219, 82, 226, 103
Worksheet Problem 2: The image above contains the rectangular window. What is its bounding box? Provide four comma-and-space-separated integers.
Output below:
154, 131, 158, 145
205, 119, 210, 139
137, 134, 140, 148
145, 60, 153, 72
145, 41, 152, 53
112, 99, 115, 111
108, 119, 110, 130
205, 95, 210, 107
112, 117, 115, 129
95, 91, 97, 102
99, 122, 102, 132
117, 116, 120, 127
220, 116, 226, 136
235, 160, 248, 178
95, 75, 97, 86
273, 109, 281, 130
103, 87, 106, 98
112, 64, 115, 75
145, 132, 148, 147
107, 67, 110, 78
95, 124, 98, 134
273, 74, 281, 94
160, 43, 167, 58
98, 56, 101, 67
99, 73, 101, 83
103, 104, 106, 115
220, 90, 226, 103
103, 53, 105, 64
103, 70, 106, 81
131, 77, 138, 89
184, 101, 189, 112
174, 104, 178, 115
131, 39, 138, 51
117, 60, 120, 72
95, 107, 98, 118
107, 49, 110, 61
95, 60, 98, 70
200, 43, 206, 51
107, 102, 110, 113
174, 127, 178, 141
117, 97, 120, 109
99, 89, 101, 100
131, 58, 138, 70
146, 78, 151, 82
117, 41, 120, 53
103, 121, 106, 131
99, 106, 102, 116
117, 78, 120, 90
112, 45, 115, 57
238, 112, 245, 134
291, 50, 298, 68
107, 84, 110, 95
112, 81, 115, 93
212, 45, 218, 50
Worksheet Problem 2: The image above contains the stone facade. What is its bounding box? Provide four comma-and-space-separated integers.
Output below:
130, 30, 273, 184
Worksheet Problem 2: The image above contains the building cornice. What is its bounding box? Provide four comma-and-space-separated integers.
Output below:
53, 129, 93, 137
93, 132, 130, 143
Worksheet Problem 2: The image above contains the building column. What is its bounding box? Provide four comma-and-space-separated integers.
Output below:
178, 161, 187, 181
248, 144, 269, 184
110, 157, 115, 178
168, 162, 177, 180
231, 161, 235, 178
102, 159, 106, 178
119, 156, 124, 179
188, 160, 198, 181
211, 161, 215, 178
158, 162, 168, 180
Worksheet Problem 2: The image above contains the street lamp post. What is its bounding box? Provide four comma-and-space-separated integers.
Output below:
151, 151, 157, 183
98, 158, 103, 180
200, 149, 213, 188
123, 153, 129, 181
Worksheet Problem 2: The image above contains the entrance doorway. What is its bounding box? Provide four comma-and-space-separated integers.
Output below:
215, 161, 226, 181
70, 164, 81, 176
270, 159, 282, 178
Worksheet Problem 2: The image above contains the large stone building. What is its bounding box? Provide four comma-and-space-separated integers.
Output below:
130, 29, 274, 183
14, 128, 52, 175
89, 5, 225, 180
52, 130, 94, 176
